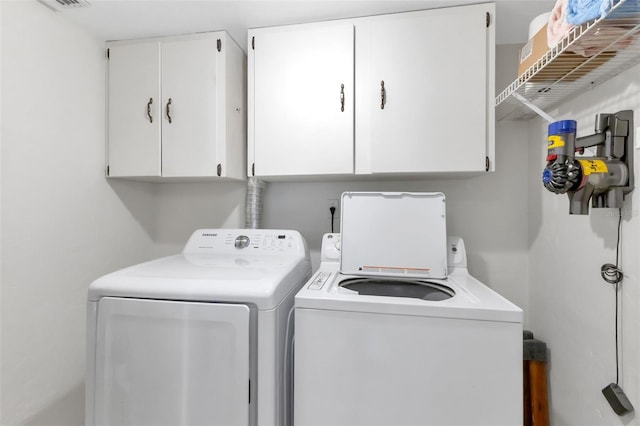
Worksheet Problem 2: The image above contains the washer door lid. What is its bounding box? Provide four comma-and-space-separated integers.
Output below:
340, 192, 448, 279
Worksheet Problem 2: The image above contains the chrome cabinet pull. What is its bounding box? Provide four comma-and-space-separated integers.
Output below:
380, 80, 386, 110
147, 98, 153, 123
340, 84, 345, 112
166, 98, 172, 123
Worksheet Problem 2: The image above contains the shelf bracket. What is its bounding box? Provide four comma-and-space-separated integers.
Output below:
512, 92, 556, 123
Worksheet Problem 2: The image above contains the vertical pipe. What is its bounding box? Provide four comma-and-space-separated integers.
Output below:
245, 177, 266, 229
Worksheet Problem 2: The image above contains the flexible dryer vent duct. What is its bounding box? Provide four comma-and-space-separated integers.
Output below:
245, 178, 266, 229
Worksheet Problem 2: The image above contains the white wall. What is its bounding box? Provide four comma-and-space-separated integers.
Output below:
151, 182, 246, 256
527, 64, 640, 424
1, 2, 158, 424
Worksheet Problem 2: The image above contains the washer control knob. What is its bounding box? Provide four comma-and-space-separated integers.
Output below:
235, 235, 250, 249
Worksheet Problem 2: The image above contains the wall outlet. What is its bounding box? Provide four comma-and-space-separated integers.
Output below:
328, 199, 340, 231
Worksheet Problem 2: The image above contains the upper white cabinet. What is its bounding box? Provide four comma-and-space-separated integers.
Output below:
355, 6, 494, 174
107, 40, 161, 177
249, 23, 355, 177
248, 4, 495, 179
107, 32, 246, 180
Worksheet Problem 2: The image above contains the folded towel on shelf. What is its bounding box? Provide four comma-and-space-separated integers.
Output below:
567, 0, 614, 25
547, 0, 636, 56
569, 25, 634, 55
548, 0, 576, 48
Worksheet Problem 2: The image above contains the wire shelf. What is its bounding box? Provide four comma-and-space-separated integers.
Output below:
496, 0, 640, 121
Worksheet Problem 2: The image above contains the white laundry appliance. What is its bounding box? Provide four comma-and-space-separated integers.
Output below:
86, 229, 311, 426
294, 192, 523, 426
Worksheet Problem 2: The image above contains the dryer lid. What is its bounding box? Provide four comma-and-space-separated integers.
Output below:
339, 192, 448, 279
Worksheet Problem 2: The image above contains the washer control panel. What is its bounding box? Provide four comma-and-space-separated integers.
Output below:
446, 236, 467, 268
319, 233, 468, 269
307, 271, 332, 290
234, 235, 251, 249
321, 233, 341, 263
226, 232, 297, 252
184, 229, 307, 256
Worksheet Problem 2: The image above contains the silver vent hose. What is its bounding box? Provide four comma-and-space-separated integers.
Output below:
245, 177, 266, 229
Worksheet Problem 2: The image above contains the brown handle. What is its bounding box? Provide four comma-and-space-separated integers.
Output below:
147, 98, 153, 123
166, 98, 172, 123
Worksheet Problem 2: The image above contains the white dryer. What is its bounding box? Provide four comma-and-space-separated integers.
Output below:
86, 229, 311, 426
294, 193, 523, 426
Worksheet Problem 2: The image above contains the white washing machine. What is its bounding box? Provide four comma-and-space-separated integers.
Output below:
294, 192, 523, 426
86, 229, 311, 426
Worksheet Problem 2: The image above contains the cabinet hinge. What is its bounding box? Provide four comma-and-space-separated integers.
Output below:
252, 36, 255, 50
217, 39, 222, 52
486, 12, 491, 28
217, 163, 222, 177
485, 156, 490, 172
106, 165, 110, 176
251, 163, 255, 176
107, 48, 110, 59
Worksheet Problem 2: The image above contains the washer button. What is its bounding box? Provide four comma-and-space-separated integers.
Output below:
308, 272, 331, 290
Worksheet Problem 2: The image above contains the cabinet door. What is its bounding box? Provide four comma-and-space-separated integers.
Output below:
251, 24, 354, 176
107, 42, 161, 177
94, 297, 250, 426
357, 5, 492, 174
161, 37, 219, 177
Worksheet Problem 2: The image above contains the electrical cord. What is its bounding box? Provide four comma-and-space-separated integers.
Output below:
330, 206, 336, 233
615, 281, 620, 384
600, 209, 624, 385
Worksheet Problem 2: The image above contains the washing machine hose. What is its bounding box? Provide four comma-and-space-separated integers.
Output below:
283, 306, 295, 426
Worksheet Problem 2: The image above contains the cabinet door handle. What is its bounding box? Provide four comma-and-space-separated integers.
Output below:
380, 80, 386, 110
147, 98, 153, 123
166, 98, 172, 123
340, 84, 345, 112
